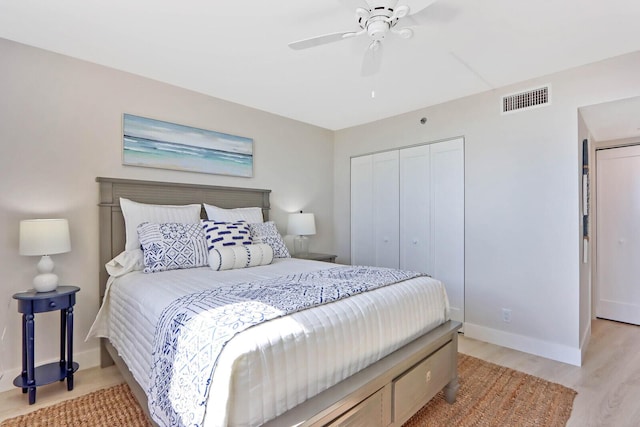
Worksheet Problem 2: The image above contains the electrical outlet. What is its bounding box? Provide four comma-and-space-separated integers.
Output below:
502, 308, 512, 323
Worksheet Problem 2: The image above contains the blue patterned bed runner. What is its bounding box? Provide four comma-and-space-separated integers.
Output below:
148, 265, 423, 427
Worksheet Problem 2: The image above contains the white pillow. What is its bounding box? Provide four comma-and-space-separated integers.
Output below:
208, 244, 274, 271
120, 198, 201, 251
105, 249, 144, 277
203, 203, 264, 224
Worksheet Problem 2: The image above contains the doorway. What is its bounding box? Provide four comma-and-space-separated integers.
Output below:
595, 145, 640, 325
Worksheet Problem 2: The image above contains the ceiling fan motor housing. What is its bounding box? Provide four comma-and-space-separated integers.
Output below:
359, 6, 400, 41
368, 18, 390, 40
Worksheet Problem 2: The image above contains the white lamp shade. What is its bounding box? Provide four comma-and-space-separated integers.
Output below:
19, 219, 71, 256
287, 212, 316, 236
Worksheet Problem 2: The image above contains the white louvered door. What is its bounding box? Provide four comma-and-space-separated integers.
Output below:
351, 138, 465, 323
350, 151, 399, 268
351, 155, 375, 266
400, 145, 431, 273
372, 151, 400, 268
431, 139, 465, 323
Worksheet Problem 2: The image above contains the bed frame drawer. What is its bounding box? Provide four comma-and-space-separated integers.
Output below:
325, 388, 385, 427
392, 341, 453, 424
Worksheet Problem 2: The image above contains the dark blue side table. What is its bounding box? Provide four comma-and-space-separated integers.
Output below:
12, 285, 80, 404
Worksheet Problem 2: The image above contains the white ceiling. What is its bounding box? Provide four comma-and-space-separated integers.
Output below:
1, 0, 640, 130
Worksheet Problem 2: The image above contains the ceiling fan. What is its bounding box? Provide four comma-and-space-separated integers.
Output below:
288, 0, 438, 76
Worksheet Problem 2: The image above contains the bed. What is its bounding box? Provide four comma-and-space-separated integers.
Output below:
93, 177, 461, 427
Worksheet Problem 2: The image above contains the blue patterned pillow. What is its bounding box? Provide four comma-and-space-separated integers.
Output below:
201, 220, 253, 250
137, 222, 208, 273
249, 221, 291, 258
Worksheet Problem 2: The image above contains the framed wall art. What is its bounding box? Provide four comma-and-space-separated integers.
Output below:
582, 138, 589, 263
123, 114, 253, 178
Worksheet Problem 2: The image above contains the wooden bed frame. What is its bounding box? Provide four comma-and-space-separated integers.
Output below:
97, 176, 461, 427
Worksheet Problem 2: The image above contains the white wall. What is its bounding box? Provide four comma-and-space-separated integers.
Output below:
334, 51, 640, 366
577, 113, 592, 362
0, 38, 334, 391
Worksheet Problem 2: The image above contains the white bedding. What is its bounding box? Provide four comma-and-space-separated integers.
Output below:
89, 258, 450, 426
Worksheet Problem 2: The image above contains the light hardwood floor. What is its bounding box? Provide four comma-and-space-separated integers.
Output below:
1, 318, 638, 425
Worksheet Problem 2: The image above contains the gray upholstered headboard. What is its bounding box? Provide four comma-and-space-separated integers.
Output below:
96, 177, 271, 363
97, 176, 271, 297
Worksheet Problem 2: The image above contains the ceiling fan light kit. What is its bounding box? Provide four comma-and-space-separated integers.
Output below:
288, 0, 438, 76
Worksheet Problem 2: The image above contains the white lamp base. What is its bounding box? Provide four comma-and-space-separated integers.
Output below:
33, 273, 59, 292
33, 255, 59, 292
294, 235, 310, 257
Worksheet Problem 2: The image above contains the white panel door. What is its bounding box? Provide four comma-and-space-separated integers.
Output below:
596, 145, 640, 325
373, 151, 400, 268
400, 145, 431, 273
351, 155, 374, 266
431, 138, 465, 323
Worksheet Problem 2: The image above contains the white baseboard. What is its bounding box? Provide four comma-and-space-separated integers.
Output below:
464, 322, 583, 366
0, 347, 101, 393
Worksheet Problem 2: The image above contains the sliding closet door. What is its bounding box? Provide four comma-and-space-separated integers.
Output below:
400, 145, 431, 273
351, 155, 375, 266
372, 151, 400, 268
431, 138, 465, 323
351, 140, 464, 320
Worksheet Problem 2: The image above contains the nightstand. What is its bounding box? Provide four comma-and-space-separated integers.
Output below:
292, 252, 337, 263
12, 285, 80, 404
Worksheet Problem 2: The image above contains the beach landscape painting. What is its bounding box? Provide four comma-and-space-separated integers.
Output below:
123, 114, 253, 177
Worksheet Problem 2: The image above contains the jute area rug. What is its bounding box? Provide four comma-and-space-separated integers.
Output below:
1, 354, 576, 427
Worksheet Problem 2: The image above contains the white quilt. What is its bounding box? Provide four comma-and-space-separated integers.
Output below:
88, 258, 450, 426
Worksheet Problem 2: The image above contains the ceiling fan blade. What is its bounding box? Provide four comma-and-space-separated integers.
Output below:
362, 41, 383, 76
390, 4, 411, 20
288, 31, 359, 50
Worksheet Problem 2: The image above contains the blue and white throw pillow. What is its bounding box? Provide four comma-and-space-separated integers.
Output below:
137, 222, 208, 273
249, 221, 291, 258
201, 220, 253, 250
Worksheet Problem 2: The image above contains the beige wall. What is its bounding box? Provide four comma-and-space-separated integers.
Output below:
0, 38, 334, 390
334, 51, 640, 366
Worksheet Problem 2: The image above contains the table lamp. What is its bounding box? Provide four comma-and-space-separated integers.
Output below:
287, 211, 316, 257
19, 219, 71, 292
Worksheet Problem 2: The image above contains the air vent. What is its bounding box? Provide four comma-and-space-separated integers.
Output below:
502, 85, 550, 113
